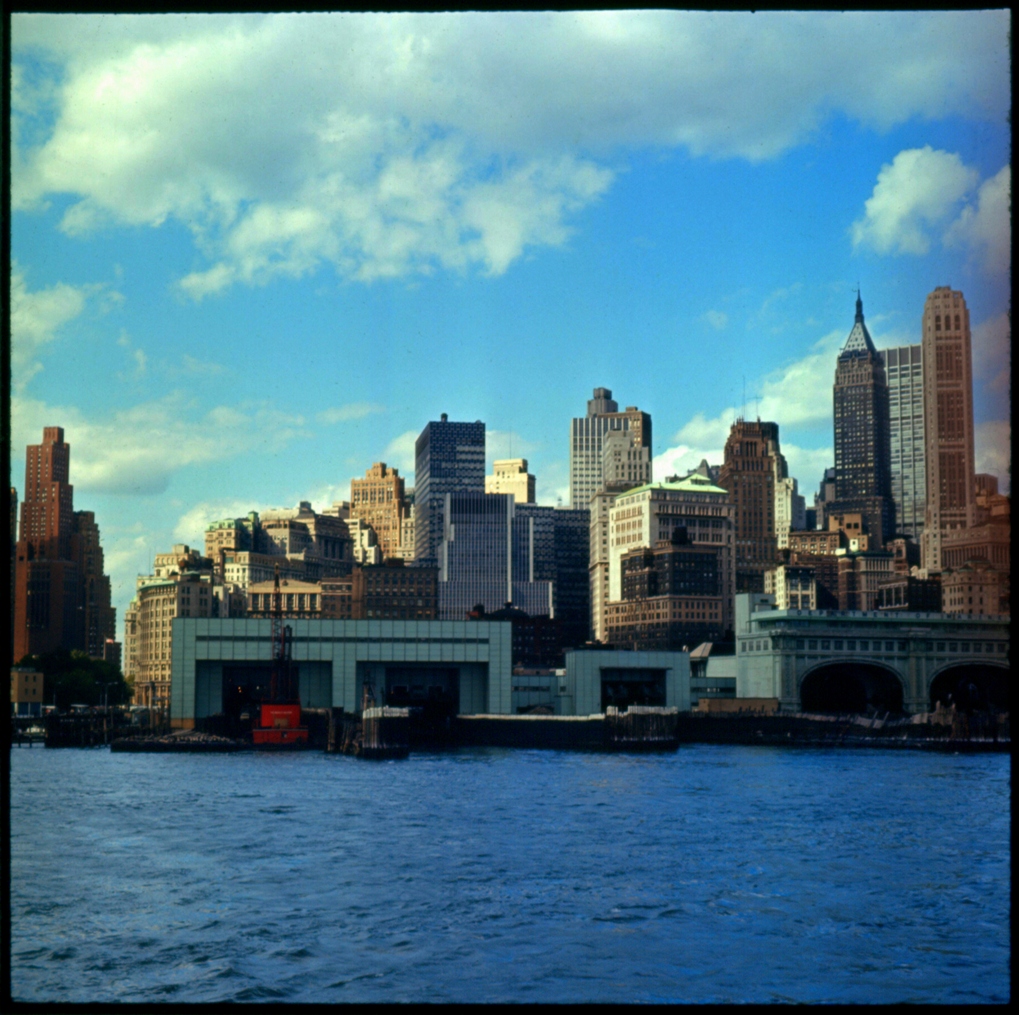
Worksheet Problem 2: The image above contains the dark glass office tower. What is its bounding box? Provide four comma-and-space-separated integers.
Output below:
414, 415, 486, 566
830, 293, 894, 547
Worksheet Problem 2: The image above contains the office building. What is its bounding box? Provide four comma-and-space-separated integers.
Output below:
607, 474, 735, 637
589, 428, 653, 642
718, 418, 786, 593
350, 462, 410, 559
829, 293, 895, 548
485, 459, 535, 504
437, 492, 553, 621
569, 388, 651, 509
764, 565, 817, 611
12, 427, 116, 664
775, 475, 806, 549
124, 545, 243, 709
880, 344, 926, 542
941, 559, 1009, 616
921, 286, 975, 570
605, 529, 727, 651
414, 415, 486, 566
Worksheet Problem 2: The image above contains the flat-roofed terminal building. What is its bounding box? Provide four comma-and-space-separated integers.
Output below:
169, 617, 691, 727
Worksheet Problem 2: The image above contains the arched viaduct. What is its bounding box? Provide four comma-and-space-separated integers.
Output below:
735, 596, 1010, 714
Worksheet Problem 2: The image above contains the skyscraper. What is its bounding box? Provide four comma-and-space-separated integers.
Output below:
920, 286, 975, 571
485, 459, 535, 504
718, 419, 786, 593
879, 344, 926, 542
829, 293, 895, 548
414, 415, 486, 566
12, 427, 116, 663
350, 462, 409, 559
569, 388, 651, 509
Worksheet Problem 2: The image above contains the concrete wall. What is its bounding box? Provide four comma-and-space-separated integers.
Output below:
172, 617, 513, 726
564, 649, 691, 716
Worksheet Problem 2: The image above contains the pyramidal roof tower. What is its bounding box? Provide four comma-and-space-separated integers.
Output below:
840, 290, 877, 358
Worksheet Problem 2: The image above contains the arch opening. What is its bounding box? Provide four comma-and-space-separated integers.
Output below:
800, 662, 904, 715
929, 664, 1009, 713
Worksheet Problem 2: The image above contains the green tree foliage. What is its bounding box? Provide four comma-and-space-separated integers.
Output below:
16, 649, 131, 711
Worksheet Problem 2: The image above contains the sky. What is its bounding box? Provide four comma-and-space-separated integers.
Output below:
9, 11, 1012, 637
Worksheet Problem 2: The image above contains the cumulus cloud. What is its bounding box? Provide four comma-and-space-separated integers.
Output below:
851, 147, 979, 255
10, 265, 93, 390
11, 392, 312, 496
975, 420, 1011, 493
383, 430, 420, 476
486, 430, 538, 464
172, 499, 274, 545
12, 11, 1009, 294
944, 164, 1011, 275
316, 402, 385, 425
972, 312, 1011, 397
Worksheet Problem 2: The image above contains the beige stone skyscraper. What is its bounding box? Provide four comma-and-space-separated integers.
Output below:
350, 462, 409, 560
485, 459, 535, 503
920, 286, 975, 571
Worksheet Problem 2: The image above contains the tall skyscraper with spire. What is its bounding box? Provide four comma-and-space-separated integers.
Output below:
920, 286, 976, 571
829, 293, 894, 548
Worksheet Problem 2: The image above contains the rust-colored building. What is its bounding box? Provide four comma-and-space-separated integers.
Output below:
12, 428, 115, 664
718, 419, 786, 593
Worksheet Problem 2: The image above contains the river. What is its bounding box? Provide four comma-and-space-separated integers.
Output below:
9, 745, 1010, 1003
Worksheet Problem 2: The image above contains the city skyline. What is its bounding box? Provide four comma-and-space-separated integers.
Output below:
10, 11, 1011, 631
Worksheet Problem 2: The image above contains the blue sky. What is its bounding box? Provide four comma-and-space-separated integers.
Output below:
10, 11, 1011, 634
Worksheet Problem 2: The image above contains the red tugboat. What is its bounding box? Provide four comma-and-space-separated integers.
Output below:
252, 565, 309, 748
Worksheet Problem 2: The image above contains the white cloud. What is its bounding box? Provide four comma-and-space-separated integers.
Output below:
851, 147, 979, 255
12, 11, 1009, 294
702, 310, 728, 331
315, 402, 386, 425
10, 265, 91, 390
172, 499, 271, 545
944, 164, 1011, 276
975, 420, 1011, 493
653, 443, 725, 483
383, 430, 420, 477
486, 430, 538, 464
11, 392, 313, 496
972, 312, 1011, 397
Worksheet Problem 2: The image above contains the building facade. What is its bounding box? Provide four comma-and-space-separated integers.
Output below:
607, 475, 735, 638
414, 415, 486, 566
830, 294, 895, 548
589, 428, 653, 643
350, 462, 410, 559
569, 388, 651, 509
605, 531, 726, 651
880, 344, 926, 542
718, 419, 785, 593
13, 427, 116, 664
485, 459, 536, 504
921, 286, 975, 570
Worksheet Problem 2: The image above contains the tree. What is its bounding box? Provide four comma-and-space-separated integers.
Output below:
16, 649, 131, 711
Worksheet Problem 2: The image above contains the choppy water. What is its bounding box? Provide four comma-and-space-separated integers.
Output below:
9, 745, 1010, 1003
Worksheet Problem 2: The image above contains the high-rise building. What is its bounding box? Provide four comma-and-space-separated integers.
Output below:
514, 503, 591, 652
569, 388, 651, 509
813, 466, 837, 531
829, 293, 895, 548
12, 427, 116, 664
879, 344, 926, 542
718, 419, 786, 593
605, 529, 727, 651
436, 492, 553, 621
589, 427, 653, 642
414, 415, 486, 566
350, 462, 410, 559
774, 475, 806, 549
920, 286, 976, 571
485, 459, 536, 504
607, 474, 735, 637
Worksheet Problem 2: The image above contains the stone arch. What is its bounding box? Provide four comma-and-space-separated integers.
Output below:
799, 660, 905, 715
928, 662, 1010, 713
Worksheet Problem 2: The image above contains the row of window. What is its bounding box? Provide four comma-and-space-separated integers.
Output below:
742, 637, 1006, 655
